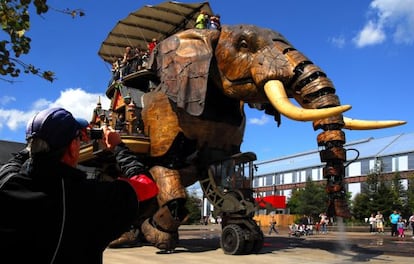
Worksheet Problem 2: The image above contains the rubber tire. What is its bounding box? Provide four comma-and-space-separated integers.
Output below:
251, 230, 264, 253
243, 228, 264, 254
220, 224, 245, 255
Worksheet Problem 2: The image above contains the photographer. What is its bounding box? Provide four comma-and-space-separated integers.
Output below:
0, 107, 158, 264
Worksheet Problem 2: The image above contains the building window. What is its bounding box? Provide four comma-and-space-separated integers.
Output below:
408, 153, 414, 170
348, 161, 361, 177
292, 171, 298, 183
393, 155, 408, 171
275, 174, 281, 185
253, 177, 261, 188
284, 172, 293, 184
361, 159, 370, 175
311, 169, 320, 181
382, 157, 392, 173
299, 170, 306, 182
306, 169, 312, 180
265, 174, 273, 186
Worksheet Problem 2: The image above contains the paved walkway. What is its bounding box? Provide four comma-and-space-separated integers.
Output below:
103, 225, 414, 264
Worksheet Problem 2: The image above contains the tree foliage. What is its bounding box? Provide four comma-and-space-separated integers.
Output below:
0, 0, 84, 82
184, 190, 202, 224
287, 177, 327, 220
352, 171, 414, 224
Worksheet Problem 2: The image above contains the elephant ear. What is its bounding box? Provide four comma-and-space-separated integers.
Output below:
148, 29, 220, 116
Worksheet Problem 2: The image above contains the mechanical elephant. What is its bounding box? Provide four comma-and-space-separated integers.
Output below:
130, 25, 405, 251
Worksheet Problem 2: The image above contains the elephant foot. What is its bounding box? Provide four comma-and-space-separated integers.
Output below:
108, 229, 140, 248
333, 199, 352, 218
326, 182, 351, 218
141, 218, 179, 250
141, 203, 185, 250
326, 194, 351, 219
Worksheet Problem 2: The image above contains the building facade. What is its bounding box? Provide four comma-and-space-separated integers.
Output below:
0, 140, 25, 166
252, 133, 414, 201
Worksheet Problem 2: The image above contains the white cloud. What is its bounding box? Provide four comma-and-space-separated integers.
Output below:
51, 88, 110, 121
0, 88, 110, 132
0, 109, 35, 131
353, 20, 386, 47
330, 35, 346, 48
0, 96, 16, 106
248, 114, 269, 125
32, 98, 53, 110
354, 0, 414, 47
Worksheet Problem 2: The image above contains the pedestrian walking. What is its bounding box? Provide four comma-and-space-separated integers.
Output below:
268, 215, 279, 235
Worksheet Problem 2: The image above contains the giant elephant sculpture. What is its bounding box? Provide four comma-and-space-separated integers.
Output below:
96, 25, 405, 254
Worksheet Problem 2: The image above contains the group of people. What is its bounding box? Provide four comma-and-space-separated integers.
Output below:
108, 10, 223, 87
195, 10, 221, 30
288, 214, 314, 236
368, 210, 414, 238
286, 213, 330, 237
108, 38, 157, 86
368, 211, 385, 234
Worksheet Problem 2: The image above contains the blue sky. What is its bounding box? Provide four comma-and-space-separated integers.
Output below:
1, 0, 413, 162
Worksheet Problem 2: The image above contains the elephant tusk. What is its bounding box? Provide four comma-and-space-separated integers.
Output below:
264, 80, 352, 121
343, 117, 407, 130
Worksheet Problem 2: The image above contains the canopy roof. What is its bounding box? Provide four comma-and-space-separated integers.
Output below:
98, 1, 213, 63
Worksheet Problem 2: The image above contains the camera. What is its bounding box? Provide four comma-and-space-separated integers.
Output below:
89, 128, 103, 140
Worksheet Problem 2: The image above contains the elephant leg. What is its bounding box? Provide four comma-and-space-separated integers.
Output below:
141, 166, 188, 250
317, 128, 351, 218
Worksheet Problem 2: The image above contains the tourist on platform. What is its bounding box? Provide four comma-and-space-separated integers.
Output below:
148, 38, 157, 54
195, 10, 209, 29
209, 14, 221, 30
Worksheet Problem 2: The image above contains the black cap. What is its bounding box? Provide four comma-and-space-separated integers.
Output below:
26, 107, 89, 150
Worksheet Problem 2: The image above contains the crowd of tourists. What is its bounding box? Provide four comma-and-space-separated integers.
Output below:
108, 11, 222, 87
368, 210, 414, 238
108, 38, 157, 86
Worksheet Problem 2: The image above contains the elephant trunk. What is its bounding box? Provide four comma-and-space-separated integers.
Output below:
296, 59, 351, 218
266, 43, 351, 218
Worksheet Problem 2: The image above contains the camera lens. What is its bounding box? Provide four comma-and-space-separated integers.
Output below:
89, 129, 103, 140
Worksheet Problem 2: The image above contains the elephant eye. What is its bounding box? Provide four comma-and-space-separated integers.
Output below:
240, 39, 249, 49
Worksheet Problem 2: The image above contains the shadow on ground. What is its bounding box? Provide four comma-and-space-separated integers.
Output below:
166, 232, 414, 261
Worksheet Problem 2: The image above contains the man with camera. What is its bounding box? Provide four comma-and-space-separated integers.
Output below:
0, 107, 158, 263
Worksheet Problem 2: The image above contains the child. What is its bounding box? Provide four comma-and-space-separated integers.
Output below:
397, 218, 405, 238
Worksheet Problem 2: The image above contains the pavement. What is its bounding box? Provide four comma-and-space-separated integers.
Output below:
103, 225, 414, 264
